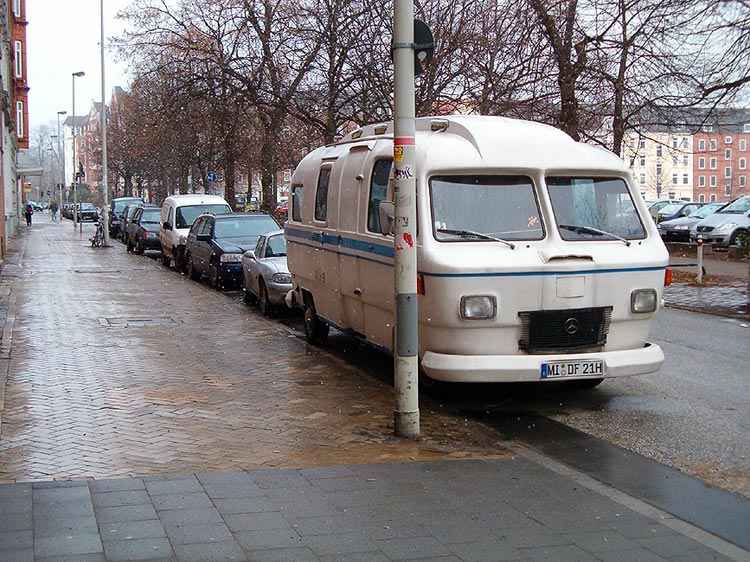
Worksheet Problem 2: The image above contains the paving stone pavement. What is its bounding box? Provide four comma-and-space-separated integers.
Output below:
0, 215, 748, 562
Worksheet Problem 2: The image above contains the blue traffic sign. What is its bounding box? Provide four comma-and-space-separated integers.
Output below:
206, 171, 217, 183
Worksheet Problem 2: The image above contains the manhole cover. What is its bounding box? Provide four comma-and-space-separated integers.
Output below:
99, 317, 179, 327
75, 268, 122, 274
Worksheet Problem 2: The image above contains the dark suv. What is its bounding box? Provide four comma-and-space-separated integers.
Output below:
185, 212, 280, 289
126, 205, 162, 254
110, 197, 143, 238
76, 202, 99, 222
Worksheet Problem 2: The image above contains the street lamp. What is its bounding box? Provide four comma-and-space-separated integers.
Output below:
100, 0, 111, 245
57, 110, 67, 212
72, 71, 84, 232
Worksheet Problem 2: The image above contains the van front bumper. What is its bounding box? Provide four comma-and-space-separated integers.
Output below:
421, 342, 664, 383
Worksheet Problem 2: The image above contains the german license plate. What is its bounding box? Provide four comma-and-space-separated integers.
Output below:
541, 360, 604, 379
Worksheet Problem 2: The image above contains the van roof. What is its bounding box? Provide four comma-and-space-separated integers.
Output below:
163, 194, 230, 204
335, 115, 625, 173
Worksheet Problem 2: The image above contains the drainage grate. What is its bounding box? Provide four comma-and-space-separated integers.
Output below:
99, 316, 179, 327
75, 268, 122, 274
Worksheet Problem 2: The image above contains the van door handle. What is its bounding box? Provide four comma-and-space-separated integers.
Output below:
353, 288, 362, 296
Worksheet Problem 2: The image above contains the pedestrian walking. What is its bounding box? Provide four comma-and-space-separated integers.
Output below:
50, 200, 59, 221
23, 202, 34, 226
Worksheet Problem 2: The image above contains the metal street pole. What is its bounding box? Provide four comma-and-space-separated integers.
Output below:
57, 111, 67, 212
72, 72, 85, 233
392, 0, 419, 437
100, 0, 110, 246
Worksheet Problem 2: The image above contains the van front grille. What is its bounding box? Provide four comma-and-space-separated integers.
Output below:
518, 307, 612, 354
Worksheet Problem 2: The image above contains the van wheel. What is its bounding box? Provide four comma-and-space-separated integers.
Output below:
174, 249, 186, 272
259, 280, 273, 317
418, 362, 450, 397
303, 300, 329, 344
568, 378, 604, 389
160, 251, 170, 267
135, 240, 144, 255
187, 255, 201, 280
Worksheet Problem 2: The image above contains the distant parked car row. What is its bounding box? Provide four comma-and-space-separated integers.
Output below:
112, 194, 291, 316
60, 202, 99, 222
656, 195, 750, 247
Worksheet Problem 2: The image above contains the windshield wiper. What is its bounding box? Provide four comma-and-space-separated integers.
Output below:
437, 228, 515, 249
559, 224, 631, 246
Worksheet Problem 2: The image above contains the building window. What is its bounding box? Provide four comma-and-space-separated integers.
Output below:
710, 194, 717, 202
740, 176, 746, 188
682, 137, 689, 148
668, 191, 676, 199
639, 139, 646, 149
699, 176, 705, 187
672, 137, 678, 149
740, 139, 747, 151
672, 156, 678, 166
710, 175, 717, 187
710, 157, 717, 169
656, 164, 662, 176
698, 157, 706, 169
683, 174, 688, 184
740, 157, 747, 170
744, 124, 750, 133
14, 41, 22, 78
656, 145, 662, 157
725, 166, 731, 178
710, 139, 717, 150
699, 194, 705, 202
639, 155, 645, 166
16, 101, 23, 138
13, 0, 20, 17
672, 173, 677, 185
725, 185, 731, 196
725, 136, 732, 144
698, 139, 706, 151
683, 156, 688, 166
726, 148, 732, 160
639, 173, 645, 184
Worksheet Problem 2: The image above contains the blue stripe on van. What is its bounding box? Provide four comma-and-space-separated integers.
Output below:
284, 226, 667, 279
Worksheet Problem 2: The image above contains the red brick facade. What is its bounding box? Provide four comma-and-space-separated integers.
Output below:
693, 129, 750, 202
10, 0, 29, 150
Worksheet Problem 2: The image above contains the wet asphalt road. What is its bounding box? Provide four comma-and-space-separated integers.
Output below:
159, 247, 750, 502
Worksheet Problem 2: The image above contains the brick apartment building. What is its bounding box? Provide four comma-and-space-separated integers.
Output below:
693, 124, 750, 203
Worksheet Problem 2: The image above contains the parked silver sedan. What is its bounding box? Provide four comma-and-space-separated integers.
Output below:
241, 230, 292, 316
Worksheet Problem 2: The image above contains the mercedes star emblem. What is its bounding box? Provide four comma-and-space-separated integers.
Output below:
565, 318, 579, 335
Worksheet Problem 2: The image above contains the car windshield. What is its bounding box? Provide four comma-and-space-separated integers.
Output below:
81, 203, 95, 210
690, 203, 722, 218
114, 200, 139, 213
547, 177, 646, 240
141, 209, 161, 223
214, 216, 279, 238
720, 196, 750, 214
659, 203, 684, 215
175, 204, 231, 228
265, 234, 287, 257
430, 175, 543, 242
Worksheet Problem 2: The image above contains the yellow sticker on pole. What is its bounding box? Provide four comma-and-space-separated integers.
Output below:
394, 146, 403, 162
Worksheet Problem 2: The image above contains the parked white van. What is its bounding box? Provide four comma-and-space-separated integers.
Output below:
285, 116, 668, 386
159, 194, 232, 271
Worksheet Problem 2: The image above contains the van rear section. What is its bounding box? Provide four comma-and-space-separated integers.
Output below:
286, 116, 668, 385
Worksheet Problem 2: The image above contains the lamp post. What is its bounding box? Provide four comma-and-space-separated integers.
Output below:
100, 0, 111, 245
72, 71, 84, 232
57, 110, 67, 211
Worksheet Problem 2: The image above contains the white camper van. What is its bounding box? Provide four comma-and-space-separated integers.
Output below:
285, 116, 668, 386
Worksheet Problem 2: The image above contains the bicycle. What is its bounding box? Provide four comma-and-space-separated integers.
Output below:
90, 217, 105, 247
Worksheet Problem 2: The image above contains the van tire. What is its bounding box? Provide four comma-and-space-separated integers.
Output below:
259, 280, 273, 317
160, 250, 170, 267
174, 248, 186, 273
304, 300, 329, 344
187, 255, 201, 280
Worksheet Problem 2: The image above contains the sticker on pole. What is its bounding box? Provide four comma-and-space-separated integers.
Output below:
394, 146, 403, 162
396, 232, 414, 251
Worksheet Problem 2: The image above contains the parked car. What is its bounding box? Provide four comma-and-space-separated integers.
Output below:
159, 194, 232, 271
185, 212, 280, 289
657, 202, 726, 242
656, 201, 704, 223
126, 205, 162, 254
241, 230, 292, 316
76, 202, 98, 222
119, 204, 141, 242
62, 204, 74, 219
26, 201, 44, 211
110, 197, 143, 238
690, 195, 750, 248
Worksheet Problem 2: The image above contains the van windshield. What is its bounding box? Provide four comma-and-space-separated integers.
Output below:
430, 175, 543, 241
547, 177, 645, 240
175, 204, 231, 228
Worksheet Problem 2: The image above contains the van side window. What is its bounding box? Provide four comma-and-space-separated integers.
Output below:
291, 185, 303, 222
368, 159, 393, 232
166, 207, 174, 228
315, 168, 331, 222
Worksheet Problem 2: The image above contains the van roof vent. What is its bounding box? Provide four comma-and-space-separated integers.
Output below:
431, 119, 449, 132
374, 124, 388, 135
351, 129, 363, 139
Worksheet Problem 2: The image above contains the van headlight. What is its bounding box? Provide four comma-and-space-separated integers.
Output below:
631, 289, 658, 313
272, 273, 292, 284
460, 295, 496, 320
220, 253, 243, 263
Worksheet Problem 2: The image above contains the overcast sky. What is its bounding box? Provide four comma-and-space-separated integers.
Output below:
27, 0, 134, 131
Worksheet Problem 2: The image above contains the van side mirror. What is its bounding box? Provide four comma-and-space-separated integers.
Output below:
378, 201, 395, 235
162, 222, 172, 231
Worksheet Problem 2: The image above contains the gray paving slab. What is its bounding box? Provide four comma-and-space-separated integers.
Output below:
100, 537, 174, 562
171, 540, 245, 562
